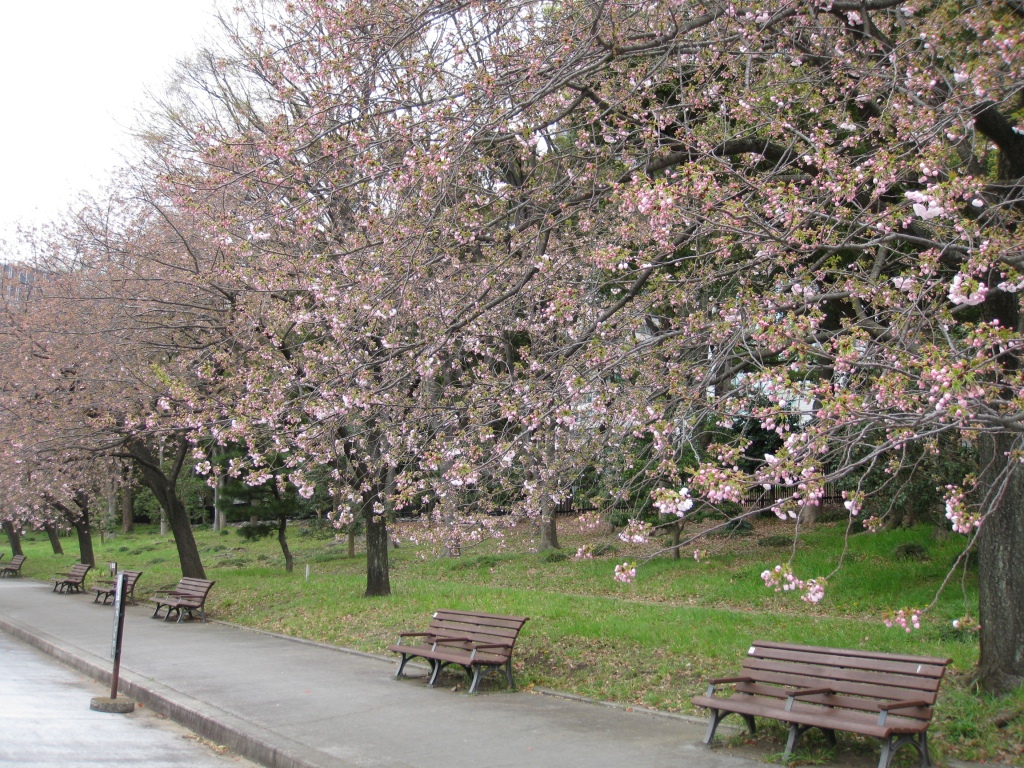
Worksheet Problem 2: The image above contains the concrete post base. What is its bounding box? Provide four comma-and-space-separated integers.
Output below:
90, 696, 136, 713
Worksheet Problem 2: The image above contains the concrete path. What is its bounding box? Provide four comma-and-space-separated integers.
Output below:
0, 579, 757, 768
0, 632, 257, 767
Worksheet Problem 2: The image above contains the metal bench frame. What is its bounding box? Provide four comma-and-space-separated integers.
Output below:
693, 641, 951, 768
388, 609, 529, 694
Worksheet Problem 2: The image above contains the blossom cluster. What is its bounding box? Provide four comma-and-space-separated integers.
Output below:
761, 564, 826, 604
651, 486, 694, 518
943, 485, 982, 534
841, 491, 861, 516
574, 544, 594, 560
613, 561, 636, 583
884, 608, 922, 633
952, 617, 981, 632
618, 518, 653, 544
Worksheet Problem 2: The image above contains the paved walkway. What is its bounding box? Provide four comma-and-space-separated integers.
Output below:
0, 632, 256, 767
0, 579, 757, 768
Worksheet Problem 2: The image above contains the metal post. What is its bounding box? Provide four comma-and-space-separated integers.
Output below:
110, 572, 127, 699
91, 572, 135, 712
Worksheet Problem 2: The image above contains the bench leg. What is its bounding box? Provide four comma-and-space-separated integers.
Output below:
467, 666, 484, 694
742, 715, 757, 737
395, 653, 412, 678
427, 661, 445, 687
877, 733, 929, 768
702, 709, 724, 745
704, 710, 757, 747
821, 728, 837, 748
152, 603, 164, 619
919, 733, 931, 768
503, 659, 515, 689
784, 724, 812, 758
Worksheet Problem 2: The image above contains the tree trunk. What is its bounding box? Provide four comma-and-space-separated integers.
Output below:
668, 521, 682, 559
277, 514, 293, 572
72, 491, 96, 567
539, 496, 560, 551
213, 470, 225, 531
363, 482, 390, 596
339, 425, 390, 596
104, 475, 117, 543
347, 529, 356, 558
2, 520, 23, 557
975, 432, 1024, 693
127, 437, 206, 579
44, 523, 64, 555
73, 519, 95, 567
120, 466, 134, 534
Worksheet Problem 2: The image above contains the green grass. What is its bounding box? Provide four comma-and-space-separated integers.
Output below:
9, 517, 1023, 764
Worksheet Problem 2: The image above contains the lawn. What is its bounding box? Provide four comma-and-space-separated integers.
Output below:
9, 514, 1023, 765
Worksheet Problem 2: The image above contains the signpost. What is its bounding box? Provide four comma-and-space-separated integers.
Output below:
89, 571, 135, 713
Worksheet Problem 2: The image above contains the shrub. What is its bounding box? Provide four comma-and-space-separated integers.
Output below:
298, 518, 338, 540
758, 535, 796, 548
893, 542, 929, 561
539, 548, 569, 563
708, 517, 754, 536
236, 521, 275, 541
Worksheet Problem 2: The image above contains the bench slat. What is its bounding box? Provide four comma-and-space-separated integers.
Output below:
752, 640, 951, 667
732, 681, 934, 719
749, 645, 948, 678
737, 673, 936, 712
426, 620, 521, 641
692, 694, 930, 737
694, 641, 950, 767
743, 657, 942, 693
390, 609, 528, 693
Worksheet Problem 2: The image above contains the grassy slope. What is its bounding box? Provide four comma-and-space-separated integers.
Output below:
10, 516, 1023, 765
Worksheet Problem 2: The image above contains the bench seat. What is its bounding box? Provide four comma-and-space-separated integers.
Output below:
0, 555, 26, 577
693, 641, 950, 768
92, 570, 143, 605
388, 609, 528, 694
150, 577, 215, 623
52, 563, 91, 593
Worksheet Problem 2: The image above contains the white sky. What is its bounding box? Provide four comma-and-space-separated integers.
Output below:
0, 1, 222, 250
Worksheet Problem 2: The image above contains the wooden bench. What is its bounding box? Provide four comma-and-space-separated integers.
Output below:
92, 570, 143, 605
0, 555, 26, 577
388, 609, 529, 694
692, 641, 951, 768
52, 563, 92, 593
150, 577, 216, 623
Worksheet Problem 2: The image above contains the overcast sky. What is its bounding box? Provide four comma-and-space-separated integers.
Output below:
0, 1, 222, 251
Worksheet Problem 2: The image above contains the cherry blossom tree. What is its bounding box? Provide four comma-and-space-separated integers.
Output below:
8, 0, 1018, 689
151, 0, 1022, 689
0, 188, 240, 579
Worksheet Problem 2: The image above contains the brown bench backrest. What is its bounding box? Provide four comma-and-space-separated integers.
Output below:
736, 641, 951, 722
5, 555, 26, 570
425, 610, 528, 655
172, 577, 216, 601
120, 570, 143, 590
66, 564, 92, 581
